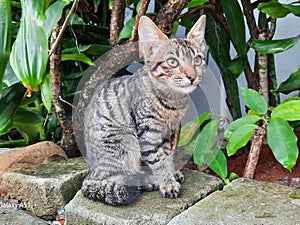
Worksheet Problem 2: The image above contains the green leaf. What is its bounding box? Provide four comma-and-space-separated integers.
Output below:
3, 64, 19, 88
207, 149, 227, 180
118, 17, 135, 41
226, 124, 258, 156
61, 53, 95, 66
41, 73, 52, 113
13, 107, 44, 141
178, 112, 211, 147
228, 57, 246, 78
205, 14, 241, 119
267, 117, 298, 172
241, 88, 268, 115
282, 4, 300, 17
271, 100, 300, 121
193, 119, 221, 166
0, 0, 12, 98
9, 0, 48, 93
224, 115, 261, 140
276, 66, 300, 94
62, 45, 93, 54
0, 83, 25, 135
251, 35, 300, 54
222, 0, 246, 57
186, 0, 208, 9
43, 0, 69, 38
258, 0, 290, 18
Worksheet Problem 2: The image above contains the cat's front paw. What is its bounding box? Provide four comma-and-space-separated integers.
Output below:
159, 181, 181, 199
174, 170, 184, 184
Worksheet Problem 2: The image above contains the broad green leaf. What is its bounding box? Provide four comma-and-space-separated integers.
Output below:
205, 14, 241, 119
282, 4, 300, 17
228, 57, 246, 78
224, 115, 261, 140
41, 73, 52, 113
258, 0, 290, 18
241, 88, 268, 115
251, 35, 300, 54
44, 0, 69, 38
10, 0, 48, 95
62, 45, 93, 54
0, 83, 25, 135
0, 0, 12, 97
271, 100, 300, 121
207, 149, 227, 180
13, 107, 44, 141
118, 17, 135, 41
136, 0, 142, 13
186, 0, 208, 9
3, 64, 19, 88
193, 119, 221, 166
267, 117, 298, 171
178, 112, 211, 147
222, 0, 246, 57
276, 66, 300, 94
226, 124, 258, 156
61, 53, 95, 66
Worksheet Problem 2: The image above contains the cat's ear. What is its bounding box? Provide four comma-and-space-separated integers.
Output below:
187, 15, 206, 46
138, 16, 169, 59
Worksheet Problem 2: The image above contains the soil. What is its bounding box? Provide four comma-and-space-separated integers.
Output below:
186, 133, 300, 188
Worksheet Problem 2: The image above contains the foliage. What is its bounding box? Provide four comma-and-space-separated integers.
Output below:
0, 0, 111, 147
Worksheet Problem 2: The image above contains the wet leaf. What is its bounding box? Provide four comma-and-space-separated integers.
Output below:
267, 117, 298, 172
241, 88, 268, 115
10, 0, 48, 93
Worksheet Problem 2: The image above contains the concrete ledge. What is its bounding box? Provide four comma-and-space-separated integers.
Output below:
168, 178, 300, 225
3, 157, 87, 220
65, 169, 223, 225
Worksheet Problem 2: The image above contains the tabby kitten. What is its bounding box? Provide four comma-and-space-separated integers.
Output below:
82, 15, 206, 205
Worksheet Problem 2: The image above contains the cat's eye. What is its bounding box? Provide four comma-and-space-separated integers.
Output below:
166, 58, 179, 67
194, 56, 202, 66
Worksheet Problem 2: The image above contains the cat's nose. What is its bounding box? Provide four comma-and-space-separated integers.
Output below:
186, 73, 196, 83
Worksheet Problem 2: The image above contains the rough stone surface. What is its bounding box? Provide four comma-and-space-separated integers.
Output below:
0, 141, 68, 191
65, 169, 223, 225
0, 199, 48, 225
168, 178, 300, 225
3, 157, 87, 220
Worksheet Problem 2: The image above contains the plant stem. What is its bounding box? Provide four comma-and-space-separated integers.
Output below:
110, 0, 126, 46
243, 123, 267, 179
50, 13, 80, 158
129, 0, 151, 42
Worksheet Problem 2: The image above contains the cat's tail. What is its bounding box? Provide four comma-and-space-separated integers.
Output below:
81, 175, 140, 206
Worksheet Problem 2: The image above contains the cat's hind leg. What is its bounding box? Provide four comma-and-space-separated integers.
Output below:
81, 174, 140, 206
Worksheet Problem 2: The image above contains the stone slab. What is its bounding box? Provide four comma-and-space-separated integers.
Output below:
3, 157, 87, 220
168, 178, 300, 225
0, 141, 68, 191
65, 169, 223, 225
0, 199, 48, 225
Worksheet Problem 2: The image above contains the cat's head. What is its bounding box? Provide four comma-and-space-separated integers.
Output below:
138, 15, 206, 94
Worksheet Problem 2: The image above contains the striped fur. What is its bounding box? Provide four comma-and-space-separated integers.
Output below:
82, 15, 206, 205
